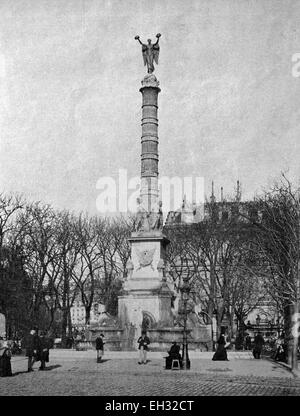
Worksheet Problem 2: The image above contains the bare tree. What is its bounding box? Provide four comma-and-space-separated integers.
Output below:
92, 216, 130, 315
165, 199, 265, 338
72, 214, 104, 324
247, 175, 300, 370
53, 211, 81, 346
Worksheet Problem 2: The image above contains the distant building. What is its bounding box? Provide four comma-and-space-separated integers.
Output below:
71, 300, 106, 327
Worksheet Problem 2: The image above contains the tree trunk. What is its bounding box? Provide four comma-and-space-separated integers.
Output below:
61, 307, 68, 348
85, 306, 91, 325
61, 266, 69, 348
67, 306, 72, 337
291, 302, 299, 371
284, 304, 294, 366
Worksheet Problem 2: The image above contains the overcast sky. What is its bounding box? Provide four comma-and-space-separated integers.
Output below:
0, 0, 299, 215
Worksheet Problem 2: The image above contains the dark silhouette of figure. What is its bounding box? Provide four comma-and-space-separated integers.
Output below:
212, 331, 229, 361
95, 334, 105, 363
165, 341, 182, 369
38, 331, 50, 370
137, 331, 150, 364
0, 340, 12, 377
25, 328, 41, 372
253, 332, 265, 359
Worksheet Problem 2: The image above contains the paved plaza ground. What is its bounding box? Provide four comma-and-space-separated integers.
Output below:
1, 349, 300, 396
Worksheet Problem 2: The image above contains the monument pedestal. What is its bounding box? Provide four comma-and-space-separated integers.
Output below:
118, 232, 174, 335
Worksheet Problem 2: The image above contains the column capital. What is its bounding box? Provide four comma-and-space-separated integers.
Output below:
140, 73, 160, 90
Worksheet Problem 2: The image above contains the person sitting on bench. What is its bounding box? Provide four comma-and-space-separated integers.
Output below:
165, 341, 182, 369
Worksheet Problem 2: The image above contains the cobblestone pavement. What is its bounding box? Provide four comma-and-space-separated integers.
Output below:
1, 351, 300, 396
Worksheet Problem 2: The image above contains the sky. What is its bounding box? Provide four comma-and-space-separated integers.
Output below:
0, 0, 299, 215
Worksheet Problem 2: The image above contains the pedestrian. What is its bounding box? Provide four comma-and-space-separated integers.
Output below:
165, 341, 182, 369
25, 327, 40, 372
252, 332, 265, 359
0, 340, 12, 377
75, 332, 82, 350
274, 334, 286, 363
95, 333, 105, 363
137, 331, 150, 364
38, 331, 50, 371
212, 331, 230, 361
245, 334, 252, 350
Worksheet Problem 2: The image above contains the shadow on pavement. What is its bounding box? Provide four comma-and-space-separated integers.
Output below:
11, 365, 61, 376
43, 365, 62, 371
206, 368, 232, 372
12, 370, 32, 376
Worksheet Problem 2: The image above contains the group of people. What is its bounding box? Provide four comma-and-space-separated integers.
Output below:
0, 327, 51, 377
94, 329, 287, 367
137, 331, 182, 368
95, 330, 186, 369
212, 331, 267, 361
212, 330, 288, 362
1, 327, 290, 377
26, 328, 51, 372
94, 331, 152, 365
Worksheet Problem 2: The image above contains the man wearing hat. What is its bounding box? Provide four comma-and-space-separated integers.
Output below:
165, 341, 182, 369
38, 331, 50, 370
25, 327, 41, 372
95, 333, 105, 363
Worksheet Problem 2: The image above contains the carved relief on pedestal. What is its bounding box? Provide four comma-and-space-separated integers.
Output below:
135, 247, 156, 271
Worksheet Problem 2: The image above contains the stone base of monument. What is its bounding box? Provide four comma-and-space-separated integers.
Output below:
86, 321, 212, 352
144, 325, 212, 352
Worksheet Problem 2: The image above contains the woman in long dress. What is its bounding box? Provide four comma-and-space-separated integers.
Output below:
212, 331, 229, 361
0, 340, 12, 377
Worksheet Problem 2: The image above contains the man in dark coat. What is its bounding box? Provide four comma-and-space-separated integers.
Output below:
165, 341, 182, 369
137, 331, 150, 364
38, 331, 50, 370
26, 328, 40, 372
95, 334, 105, 363
253, 332, 265, 359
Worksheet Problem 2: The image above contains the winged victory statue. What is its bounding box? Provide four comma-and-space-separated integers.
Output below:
135, 33, 161, 73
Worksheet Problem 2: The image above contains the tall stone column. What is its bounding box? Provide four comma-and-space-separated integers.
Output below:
118, 41, 175, 349
118, 73, 174, 341
140, 74, 160, 212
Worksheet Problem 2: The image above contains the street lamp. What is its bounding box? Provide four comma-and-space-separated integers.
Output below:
180, 276, 191, 370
